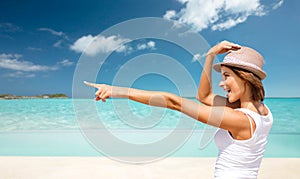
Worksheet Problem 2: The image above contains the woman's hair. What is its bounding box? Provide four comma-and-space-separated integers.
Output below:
224, 65, 265, 101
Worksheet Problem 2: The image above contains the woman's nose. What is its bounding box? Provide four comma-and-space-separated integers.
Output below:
219, 80, 225, 88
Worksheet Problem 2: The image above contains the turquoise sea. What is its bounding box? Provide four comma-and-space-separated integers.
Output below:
0, 98, 299, 158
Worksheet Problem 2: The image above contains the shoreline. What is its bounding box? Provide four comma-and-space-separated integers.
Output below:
0, 157, 299, 179
0, 94, 68, 100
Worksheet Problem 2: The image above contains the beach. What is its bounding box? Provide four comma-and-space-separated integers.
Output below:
1, 157, 299, 179
1, 0, 299, 178
1, 99, 299, 178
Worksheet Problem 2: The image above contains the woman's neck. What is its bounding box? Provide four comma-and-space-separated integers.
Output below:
240, 99, 267, 115
241, 100, 260, 109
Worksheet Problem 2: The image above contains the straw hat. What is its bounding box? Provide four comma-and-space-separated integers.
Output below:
213, 46, 266, 80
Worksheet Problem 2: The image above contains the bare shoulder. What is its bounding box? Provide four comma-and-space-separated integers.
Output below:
201, 94, 240, 108
215, 107, 250, 132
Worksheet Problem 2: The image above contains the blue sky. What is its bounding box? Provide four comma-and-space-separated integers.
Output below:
0, 0, 299, 97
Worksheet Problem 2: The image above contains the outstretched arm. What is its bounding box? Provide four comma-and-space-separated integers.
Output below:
197, 40, 241, 108
84, 81, 253, 139
84, 81, 182, 110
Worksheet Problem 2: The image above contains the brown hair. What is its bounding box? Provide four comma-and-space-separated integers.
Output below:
224, 65, 265, 101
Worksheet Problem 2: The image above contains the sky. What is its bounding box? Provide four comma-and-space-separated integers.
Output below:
0, 0, 299, 97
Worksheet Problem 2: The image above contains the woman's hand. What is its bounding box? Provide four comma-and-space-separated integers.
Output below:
208, 40, 241, 55
84, 81, 113, 102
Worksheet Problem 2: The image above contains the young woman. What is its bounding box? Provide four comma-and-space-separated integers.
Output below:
84, 40, 273, 178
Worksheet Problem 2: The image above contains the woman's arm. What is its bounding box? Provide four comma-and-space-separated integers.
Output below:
196, 51, 217, 105
84, 81, 181, 109
84, 81, 252, 139
197, 41, 241, 108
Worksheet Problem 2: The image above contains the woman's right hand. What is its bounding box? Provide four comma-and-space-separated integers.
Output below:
84, 81, 114, 102
197, 40, 241, 107
208, 40, 241, 55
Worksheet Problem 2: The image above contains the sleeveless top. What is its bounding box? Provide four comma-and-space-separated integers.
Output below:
214, 106, 273, 179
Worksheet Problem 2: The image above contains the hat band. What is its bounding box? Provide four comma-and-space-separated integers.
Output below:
223, 56, 262, 70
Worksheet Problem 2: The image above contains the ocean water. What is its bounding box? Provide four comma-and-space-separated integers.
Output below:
0, 98, 299, 157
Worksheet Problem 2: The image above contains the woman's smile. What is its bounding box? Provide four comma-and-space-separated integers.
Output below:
220, 66, 246, 103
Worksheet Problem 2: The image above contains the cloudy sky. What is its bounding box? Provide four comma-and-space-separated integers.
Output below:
0, 0, 298, 97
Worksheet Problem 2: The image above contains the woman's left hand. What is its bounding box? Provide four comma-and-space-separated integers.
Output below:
208, 40, 241, 55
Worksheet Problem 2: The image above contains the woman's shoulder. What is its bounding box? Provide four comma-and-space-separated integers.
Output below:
235, 104, 272, 118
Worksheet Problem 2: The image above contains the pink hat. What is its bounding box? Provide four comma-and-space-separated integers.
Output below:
213, 46, 267, 80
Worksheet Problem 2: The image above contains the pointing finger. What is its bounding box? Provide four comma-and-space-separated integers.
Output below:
84, 81, 97, 88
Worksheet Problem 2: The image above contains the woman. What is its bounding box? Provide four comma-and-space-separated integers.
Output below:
84, 40, 273, 178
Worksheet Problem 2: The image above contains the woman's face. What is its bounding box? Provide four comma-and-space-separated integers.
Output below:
220, 66, 246, 103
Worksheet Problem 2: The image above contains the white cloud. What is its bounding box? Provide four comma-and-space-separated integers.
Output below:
211, 16, 247, 31
137, 41, 156, 50
57, 59, 73, 67
0, 54, 74, 78
38, 27, 70, 48
224, 0, 261, 14
70, 35, 95, 53
178, 0, 188, 3
272, 0, 284, 10
53, 40, 63, 48
147, 41, 155, 48
192, 53, 202, 62
0, 53, 57, 72
38, 28, 66, 38
70, 34, 130, 56
137, 44, 147, 50
115, 45, 133, 53
3, 71, 35, 78
27, 47, 42, 51
0, 23, 22, 32
163, 10, 177, 20
164, 0, 284, 32
0, 23, 21, 40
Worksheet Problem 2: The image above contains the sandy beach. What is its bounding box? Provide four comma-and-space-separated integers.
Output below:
0, 157, 299, 179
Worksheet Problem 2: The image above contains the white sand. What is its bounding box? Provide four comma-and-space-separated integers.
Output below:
0, 157, 299, 179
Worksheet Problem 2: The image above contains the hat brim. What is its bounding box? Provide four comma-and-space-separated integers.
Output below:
213, 63, 266, 80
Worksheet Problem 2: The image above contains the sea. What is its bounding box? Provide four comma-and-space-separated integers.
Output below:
0, 98, 299, 159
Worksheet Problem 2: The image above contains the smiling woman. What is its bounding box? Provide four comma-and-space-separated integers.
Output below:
212, 46, 266, 104
84, 40, 273, 178
225, 66, 265, 102
204, 42, 272, 178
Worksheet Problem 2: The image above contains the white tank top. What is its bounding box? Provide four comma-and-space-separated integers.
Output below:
214, 106, 273, 179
